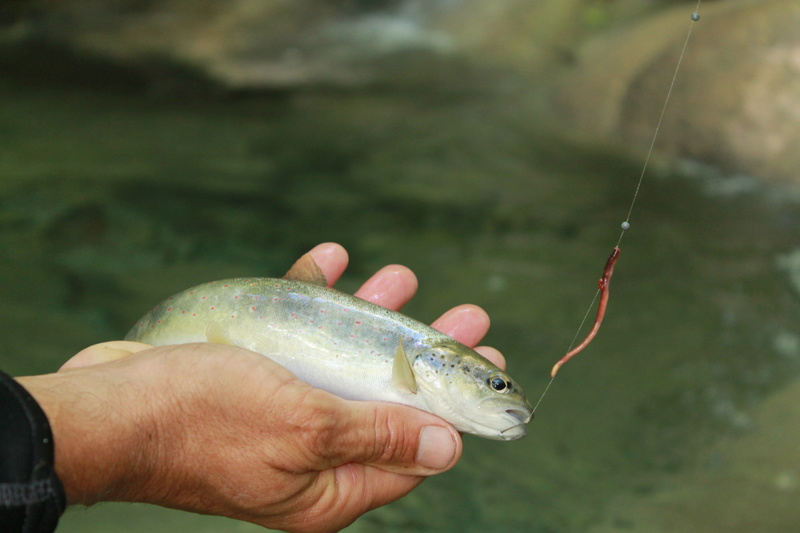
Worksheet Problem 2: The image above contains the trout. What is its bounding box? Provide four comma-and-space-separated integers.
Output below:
125, 255, 533, 440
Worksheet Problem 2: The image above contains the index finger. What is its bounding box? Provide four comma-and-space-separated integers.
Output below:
307, 242, 349, 286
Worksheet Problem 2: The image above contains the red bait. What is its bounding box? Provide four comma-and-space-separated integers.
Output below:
550, 247, 620, 378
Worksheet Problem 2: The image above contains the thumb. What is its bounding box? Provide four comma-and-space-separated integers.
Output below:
276, 402, 463, 533
59, 341, 153, 371
317, 399, 463, 476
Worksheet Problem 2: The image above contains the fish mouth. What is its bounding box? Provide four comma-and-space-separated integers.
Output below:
457, 398, 534, 440
494, 408, 533, 440
465, 404, 533, 441
506, 408, 534, 425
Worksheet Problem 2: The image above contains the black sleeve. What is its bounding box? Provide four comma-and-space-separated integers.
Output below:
0, 370, 66, 533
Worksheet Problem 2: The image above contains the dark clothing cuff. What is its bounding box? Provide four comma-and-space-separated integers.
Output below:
0, 370, 66, 533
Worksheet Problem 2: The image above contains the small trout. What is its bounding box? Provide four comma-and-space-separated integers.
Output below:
126, 255, 533, 440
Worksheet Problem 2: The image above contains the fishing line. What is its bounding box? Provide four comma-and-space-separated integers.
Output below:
532, 2, 703, 413
616, 0, 703, 249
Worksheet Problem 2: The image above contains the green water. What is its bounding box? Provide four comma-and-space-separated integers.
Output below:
2, 51, 800, 532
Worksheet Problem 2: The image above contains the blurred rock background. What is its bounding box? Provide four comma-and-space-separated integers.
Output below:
3, 0, 797, 181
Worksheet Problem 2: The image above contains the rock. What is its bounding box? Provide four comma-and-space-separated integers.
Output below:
6, 0, 798, 182
6, 0, 593, 91
548, 0, 800, 184
11, 0, 463, 90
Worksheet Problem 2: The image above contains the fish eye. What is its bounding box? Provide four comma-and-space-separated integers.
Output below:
488, 375, 511, 393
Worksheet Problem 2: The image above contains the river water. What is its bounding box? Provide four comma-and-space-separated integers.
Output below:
2, 48, 800, 532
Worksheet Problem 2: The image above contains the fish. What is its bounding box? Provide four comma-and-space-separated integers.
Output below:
125, 254, 533, 440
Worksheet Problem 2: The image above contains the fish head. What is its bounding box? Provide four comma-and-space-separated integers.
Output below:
413, 341, 533, 440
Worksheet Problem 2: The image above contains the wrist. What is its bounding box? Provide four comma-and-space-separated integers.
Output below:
17, 370, 157, 506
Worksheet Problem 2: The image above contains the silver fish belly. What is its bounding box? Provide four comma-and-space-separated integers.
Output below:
126, 278, 533, 440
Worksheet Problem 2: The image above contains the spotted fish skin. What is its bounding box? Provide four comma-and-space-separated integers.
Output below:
126, 277, 533, 440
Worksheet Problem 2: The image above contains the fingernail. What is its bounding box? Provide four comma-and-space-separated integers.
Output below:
416, 426, 456, 470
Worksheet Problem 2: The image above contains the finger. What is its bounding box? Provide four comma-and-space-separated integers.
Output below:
430, 304, 490, 348
308, 396, 462, 477
475, 346, 506, 370
59, 341, 153, 372
307, 242, 349, 287
354, 265, 418, 310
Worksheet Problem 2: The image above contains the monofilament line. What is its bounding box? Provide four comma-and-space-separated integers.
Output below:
533, 291, 599, 412
534, 3, 703, 413
616, 0, 703, 247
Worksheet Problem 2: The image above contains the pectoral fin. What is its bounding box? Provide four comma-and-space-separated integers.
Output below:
392, 339, 418, 394
284, 253, 328, 286
206, 321, 235, 345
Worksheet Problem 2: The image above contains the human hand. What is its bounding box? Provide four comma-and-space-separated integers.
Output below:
19, 243, 505, 532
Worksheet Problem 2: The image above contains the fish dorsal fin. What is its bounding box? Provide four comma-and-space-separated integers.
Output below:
206, 321, 235, 345
392, 339, 418, 394
283, 253, 327, 286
